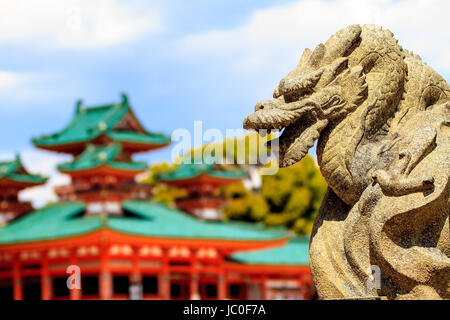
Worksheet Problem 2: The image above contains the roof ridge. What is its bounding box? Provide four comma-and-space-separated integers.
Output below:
78, 101, 126, 113
0, 155, 24, 177
58, 141, 148, 172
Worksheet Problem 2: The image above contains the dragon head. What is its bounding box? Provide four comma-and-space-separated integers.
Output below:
243, 25, 368, 167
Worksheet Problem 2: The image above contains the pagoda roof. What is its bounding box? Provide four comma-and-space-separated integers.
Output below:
58, 143, 148, 174
0, 155, 47, 187
32, 94, 171, 153
0, 200, 287, 245
160, 162, 245, 182
231, 236, 309, 265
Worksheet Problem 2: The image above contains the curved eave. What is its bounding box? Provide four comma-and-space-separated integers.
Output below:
0, 228, 103, 249
32, 130, 104, 148
161, 172, 243, 185
0, 176, 47, 188
107, 130, 170, 143
102, 228, 289, 253
33, 136, 92, 147
33, 140, 89, 155
58, 163, 147, 177
224, 262, 311, 275
118, 140, 170, 153
33, 136, 170, 155
0, 202, 95, 247
0, 227, 288, 254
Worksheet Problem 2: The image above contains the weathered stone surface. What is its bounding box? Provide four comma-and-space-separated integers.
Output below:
243, 24, 449, 299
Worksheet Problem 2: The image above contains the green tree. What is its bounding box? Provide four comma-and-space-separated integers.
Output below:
140, 162, 186, 206
222, 155, 327, 235
140, 135, 327, 235
186, 131, 274, 165
146, 132, 273, 206
221, 183, 269, 222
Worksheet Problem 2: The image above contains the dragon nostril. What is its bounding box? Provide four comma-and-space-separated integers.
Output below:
254, 102, 266, 112
255, 100, 277, 112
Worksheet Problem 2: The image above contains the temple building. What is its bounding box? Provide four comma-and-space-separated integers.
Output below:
0, 94, 314, 300
159, 162, 244, 221
0, 155, 47, 225
56, 142, 152, 214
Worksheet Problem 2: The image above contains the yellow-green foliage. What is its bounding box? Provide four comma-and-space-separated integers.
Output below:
140, 162, 185, 206
152, 184, 187, 206
141, 162, 178, 185
221, 184, 269, 222
141, 139, 327, 235
187, 131, 274, 165
222, 155, 327, 235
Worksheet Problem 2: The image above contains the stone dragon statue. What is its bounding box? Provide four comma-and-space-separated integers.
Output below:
243, 25, 449, 299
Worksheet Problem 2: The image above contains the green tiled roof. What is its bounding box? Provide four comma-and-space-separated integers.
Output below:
231, 236, 310, 265
0, 155, 47, 185
117, 201, 286, 240
0, 202, 99, 244
58, 143, 148, 172
32, 95, 170, 148
0, 200, 287, 244
160, 162, 245, 181
108, 131, 170, 145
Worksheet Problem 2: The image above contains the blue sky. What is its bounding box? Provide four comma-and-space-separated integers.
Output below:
0, 0, 448, 205
0, 0, 294, 162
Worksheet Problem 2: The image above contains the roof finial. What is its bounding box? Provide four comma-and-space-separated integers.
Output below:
15, 153, 21, 163
75, 99, 83, 114
120, 93, 129, 105
100, 211, 108, 225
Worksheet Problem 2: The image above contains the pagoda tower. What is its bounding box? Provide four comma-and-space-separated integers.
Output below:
32, 94, 170, 215
0, 95, 315, 301
0, 155, 47, 224
160, 162, 244, 221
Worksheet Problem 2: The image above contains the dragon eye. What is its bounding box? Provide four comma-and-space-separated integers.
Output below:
284, 88, 313, 103
284, 92, 301, 103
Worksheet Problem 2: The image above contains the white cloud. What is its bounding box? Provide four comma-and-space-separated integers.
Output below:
0, 71, 38, 96
0, 150, 71, 208
0, 71, 62, 104
178, 0, 450, 82
0, 0, 163, 49
0, 72, 31, 88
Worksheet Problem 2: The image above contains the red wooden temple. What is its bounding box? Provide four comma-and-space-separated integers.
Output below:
159, 161, 245, 221
0, 155, 47, 225
0, 95, 315, 300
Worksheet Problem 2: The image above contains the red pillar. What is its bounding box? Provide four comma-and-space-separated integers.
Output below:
159, 248, 170, 299
190, 249, 199, 300
217, 252, 226, 300
41, 251, 51, 300
100, 244, 112, 300
298, 275, 305, 299
12, 254, 22, 300
130, 245, 142, 300
69, 249, 81, 300
261, 275, 267, 300
131, 246, 141, 283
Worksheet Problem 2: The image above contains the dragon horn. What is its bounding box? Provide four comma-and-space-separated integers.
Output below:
307, 43, 326, 70
297, 48, 312, 69
322, 24, 362, 65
